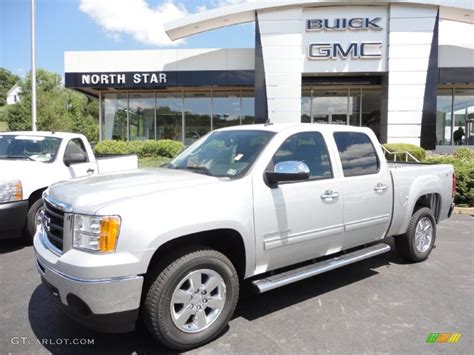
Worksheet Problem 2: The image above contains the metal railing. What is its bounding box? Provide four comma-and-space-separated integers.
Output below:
381, 145, 420, 162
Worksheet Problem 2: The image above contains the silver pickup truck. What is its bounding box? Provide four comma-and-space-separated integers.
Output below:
34, 124, 455, 350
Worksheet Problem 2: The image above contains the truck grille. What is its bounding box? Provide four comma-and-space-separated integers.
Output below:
43, 199, 65, 250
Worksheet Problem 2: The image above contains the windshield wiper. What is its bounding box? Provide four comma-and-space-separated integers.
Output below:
3, 156, 35, 161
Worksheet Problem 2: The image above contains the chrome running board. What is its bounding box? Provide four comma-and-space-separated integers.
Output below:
252, 243, 391, 293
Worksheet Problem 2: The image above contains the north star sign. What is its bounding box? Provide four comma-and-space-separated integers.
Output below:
307, 17, 383, 60
81, 72, 167, 85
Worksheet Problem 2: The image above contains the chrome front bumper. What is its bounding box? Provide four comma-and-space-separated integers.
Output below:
34, 227, 144, 332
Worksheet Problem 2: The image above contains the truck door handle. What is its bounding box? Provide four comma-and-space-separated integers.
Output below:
321, 190, 339, 201
87, 168, 95, 174
374, 183, 388, 192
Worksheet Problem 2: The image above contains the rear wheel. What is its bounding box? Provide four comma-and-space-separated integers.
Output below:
395, 207, 436, 262
24, 199, 44, 244
143, 248, 239, 351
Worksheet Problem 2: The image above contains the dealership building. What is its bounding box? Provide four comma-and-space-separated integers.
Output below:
64, 0, 474, 149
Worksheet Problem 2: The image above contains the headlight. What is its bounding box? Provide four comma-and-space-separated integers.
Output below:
73, 214, 121, 253
0, 180, 22, 203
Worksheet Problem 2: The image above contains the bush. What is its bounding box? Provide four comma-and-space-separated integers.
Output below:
425, 154, 474, 207
94, 139, 184, 159
383, 143, 426, 162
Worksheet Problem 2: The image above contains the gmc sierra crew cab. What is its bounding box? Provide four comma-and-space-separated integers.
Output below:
33, 124, 455, 350
0, 131, 137, 242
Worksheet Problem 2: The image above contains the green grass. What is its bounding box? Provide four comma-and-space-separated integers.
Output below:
138, 156, 170, 168
0, 121, 8, 132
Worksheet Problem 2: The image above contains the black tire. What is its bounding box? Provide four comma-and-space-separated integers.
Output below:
395, 207, 436, 262
24, 199, 44, 244
143, 248, 239, 351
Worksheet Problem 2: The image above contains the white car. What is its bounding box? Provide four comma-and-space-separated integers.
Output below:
34, 124, 455, 350
0, 131, 137, 242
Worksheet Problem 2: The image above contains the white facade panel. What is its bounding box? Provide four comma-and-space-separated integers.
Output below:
266, 85, 302, 99
388, 97, 425, 111
386, 111, 423, 124
389, 17, 436, 31
266, 73, 302, 86
175, 49, 228, 70
258, 7, 303, 21
389, 71, 428, 85
387, 124, 422, 137
260, 34, 303, 47
262, 46, 303, 60
388, 44, 432, 58
390, 4, 439, 18
439, 45, 474, 67
388, 58, 431, 71
259, 20, 303, 34
268, 111, 302, 123
264, 59, 303, 73
226, 48, 255, 70
389, 31, 435, 45
388, 85, 427, 98
267, 98, 301, 112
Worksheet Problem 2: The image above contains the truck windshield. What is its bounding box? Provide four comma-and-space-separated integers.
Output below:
166, 130, 275, 178
0, 135, 61, 163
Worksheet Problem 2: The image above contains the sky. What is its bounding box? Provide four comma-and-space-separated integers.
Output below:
0, 0, 255, 78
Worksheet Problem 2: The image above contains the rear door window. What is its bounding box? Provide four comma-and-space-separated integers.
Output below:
334, 132, 379, 177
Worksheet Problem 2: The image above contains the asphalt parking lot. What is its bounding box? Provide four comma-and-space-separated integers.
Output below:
1, 214, 472, 354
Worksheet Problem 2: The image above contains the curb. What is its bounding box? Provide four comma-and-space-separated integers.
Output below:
453, 207, 474, 216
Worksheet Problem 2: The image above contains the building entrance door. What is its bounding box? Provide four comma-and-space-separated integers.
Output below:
312, 89, 348, 125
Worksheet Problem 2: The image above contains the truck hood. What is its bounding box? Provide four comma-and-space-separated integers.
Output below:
0, 159, 50, 181
48, 168, 220, 213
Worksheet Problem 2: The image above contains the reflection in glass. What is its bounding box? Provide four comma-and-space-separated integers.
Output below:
349, 88, 361, 126
436, 89, 453, 145
361, 90, 381, 140
102, 93, 128, 140
241, 91, 255, 125
312, 89, 348, 125
213, 91, 241, 129
129, 93, 155, 140
301, 89, 311, 123
157, 92, 183, 141
184, 91, 212, 146
453, 89, 474, 145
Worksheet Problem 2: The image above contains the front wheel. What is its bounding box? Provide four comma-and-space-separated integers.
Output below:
395, 207, 436, 262
24, 199, 44, 244
143, 248, 239, 351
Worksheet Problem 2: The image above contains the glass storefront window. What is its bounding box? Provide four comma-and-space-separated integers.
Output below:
436, 89, 453, 145
241, 91, 255, 125
361, 90, 381, 141
156, 92, 183, 141
129, 93, 155, 140
301, 89, 311, 123
312, 89, 348, 125
212, 91, 241, 129
102, 93, 128, 140
184, 91, 212, 146
349, 88, 361, 127
453, 89, 474, 145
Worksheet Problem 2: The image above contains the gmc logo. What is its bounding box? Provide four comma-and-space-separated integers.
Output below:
307, 18, 382, 31
308, 42, 382, 60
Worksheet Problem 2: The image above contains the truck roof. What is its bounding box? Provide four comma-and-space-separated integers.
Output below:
0, 131, 85, 139
218, 123, 373, 134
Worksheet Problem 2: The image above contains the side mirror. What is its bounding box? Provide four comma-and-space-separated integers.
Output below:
265, 161, 310, 188
64, 152, 88, 166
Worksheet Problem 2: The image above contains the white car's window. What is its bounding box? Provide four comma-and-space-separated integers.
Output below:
334, 132, 379, 177
0, 135, 61, 163
269, 132, 333, 180
167, 130, 275, 178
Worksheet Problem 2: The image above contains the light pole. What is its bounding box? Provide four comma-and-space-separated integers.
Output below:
31, 0, 37, 131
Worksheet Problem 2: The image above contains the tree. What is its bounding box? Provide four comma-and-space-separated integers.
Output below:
6, 69, 99, 142
0, 68, 20, 106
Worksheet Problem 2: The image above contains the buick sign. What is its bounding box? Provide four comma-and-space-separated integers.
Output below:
307, 17, 382, 31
